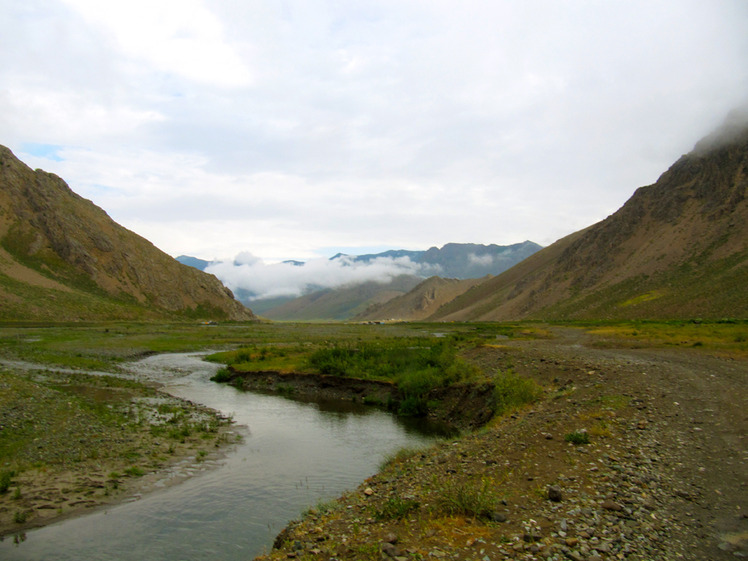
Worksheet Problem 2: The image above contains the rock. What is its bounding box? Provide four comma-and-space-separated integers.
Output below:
381, 542, 400, 558
600, 499, 623, 511
548, 485, 564, 502
384, 533, 398, 544
488, 511, 508, 522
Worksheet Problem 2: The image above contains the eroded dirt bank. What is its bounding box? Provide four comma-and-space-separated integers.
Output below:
223, 369, 497, 431
258, 328, 747, 561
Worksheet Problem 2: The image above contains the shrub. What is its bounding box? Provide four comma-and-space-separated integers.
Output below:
0, 470, 13, 494
564, 430, 590, 445
210, 368, 233, 383
307, 338, 481, 417
492, 369, 543, 416
13, 510, 29, 524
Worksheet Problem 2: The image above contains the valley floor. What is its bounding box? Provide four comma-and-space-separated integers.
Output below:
1, 326, 745, 559
259, 328, 747, 561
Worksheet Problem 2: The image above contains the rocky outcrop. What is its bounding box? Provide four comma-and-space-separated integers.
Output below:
0, 145, 255, 321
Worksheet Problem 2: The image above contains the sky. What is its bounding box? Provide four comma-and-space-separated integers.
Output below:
1, 1, 747, 278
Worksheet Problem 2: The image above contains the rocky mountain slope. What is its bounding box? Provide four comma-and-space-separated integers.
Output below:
0, 146, 254, 321
429, 115, 748, 321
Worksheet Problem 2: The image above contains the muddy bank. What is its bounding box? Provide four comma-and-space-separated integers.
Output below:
222, 368, 497, 431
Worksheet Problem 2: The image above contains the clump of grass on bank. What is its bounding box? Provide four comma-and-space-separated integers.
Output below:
435, 477, 501, 519
373, 496, 420, 521
491, 369, 543, 417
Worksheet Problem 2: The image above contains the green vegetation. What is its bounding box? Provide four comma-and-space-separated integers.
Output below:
373, 496, 420, 520
304, 338, 482, 415
435, 477, 500, 519
0, 471, 13, 494
577, 319, 748, 356
491, 369, 543, 416
564, 430, 590, 445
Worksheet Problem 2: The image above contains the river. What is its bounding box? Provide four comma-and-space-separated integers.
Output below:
0, 353, 445, 560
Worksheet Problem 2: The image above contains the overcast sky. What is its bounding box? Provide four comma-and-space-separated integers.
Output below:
2, 0, 747, 265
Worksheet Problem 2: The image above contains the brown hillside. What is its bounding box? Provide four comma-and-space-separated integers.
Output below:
261, 275, 422, 321
353, 276, 486, 321
0, 146, 254, 321
430, 115, 748, 321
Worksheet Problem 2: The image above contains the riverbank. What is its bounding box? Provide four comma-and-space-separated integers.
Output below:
220, 368, 499, 432
0, 365, 239, 538
257, 329, 748, 560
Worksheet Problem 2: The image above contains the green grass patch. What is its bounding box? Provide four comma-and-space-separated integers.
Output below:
492, 369, 543, 416
435, 477, 500, 519
373, 496, 420, 521
564, 430, 590, 445
581, 319, 748, 356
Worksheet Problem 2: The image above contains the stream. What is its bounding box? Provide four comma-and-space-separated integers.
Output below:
0, 353, 445, 560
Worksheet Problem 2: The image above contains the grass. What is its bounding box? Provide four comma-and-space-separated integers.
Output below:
0, 471, 13, 494
491, 369, 543, 417
564, 430, 590, 445
373, 496, 420, 521
577, 319, 748, 356
435, 477, 501, 519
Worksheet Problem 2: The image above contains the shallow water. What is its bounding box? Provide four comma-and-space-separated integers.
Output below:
0, 353, 443, 560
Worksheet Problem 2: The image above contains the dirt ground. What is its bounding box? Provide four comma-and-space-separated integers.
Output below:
261, 327, 747, 561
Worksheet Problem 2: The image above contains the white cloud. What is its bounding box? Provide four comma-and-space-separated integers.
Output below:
60, 0, 253, 88
206, 254, 435, 300
1, 0, 747, 262
468, 254, 495, 267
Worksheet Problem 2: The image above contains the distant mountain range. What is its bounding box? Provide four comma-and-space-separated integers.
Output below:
177, 241, 542, 320
330, 241, 542, 279
0, 146, 254, 321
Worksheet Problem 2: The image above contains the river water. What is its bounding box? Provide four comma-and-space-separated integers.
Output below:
0, 353, 444, 560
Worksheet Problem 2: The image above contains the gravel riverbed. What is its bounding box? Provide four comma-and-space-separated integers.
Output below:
259, 329, 747, 561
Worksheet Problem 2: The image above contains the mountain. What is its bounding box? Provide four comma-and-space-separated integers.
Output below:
333, 241, 542, 279
353, 276, 486, 322
175, 255, 211, 271
176, 242, 542, 321
429, 114, 748, 321
258, 275, 422, 321
0, 146, 255, 321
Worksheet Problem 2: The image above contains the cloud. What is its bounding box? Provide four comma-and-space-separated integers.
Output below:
205, 254, 437, 300
468, 253, 495, 267
1, 1, 747, 261
60, 0, 253, 88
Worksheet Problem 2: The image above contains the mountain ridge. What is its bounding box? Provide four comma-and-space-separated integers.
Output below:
0, 146, 255, 321
428, 116, 748, 321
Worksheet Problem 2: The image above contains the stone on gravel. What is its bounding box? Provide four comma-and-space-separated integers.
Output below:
548, 485, 563, 502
